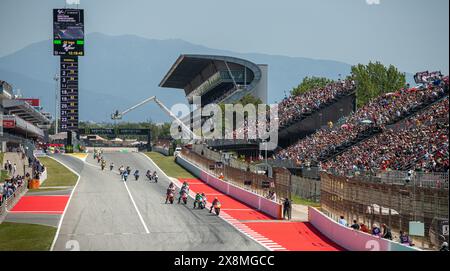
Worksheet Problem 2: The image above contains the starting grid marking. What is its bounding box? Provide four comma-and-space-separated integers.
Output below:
219, 212, 288, 251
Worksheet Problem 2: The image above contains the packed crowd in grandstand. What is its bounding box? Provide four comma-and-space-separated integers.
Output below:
274, 77, 449, 172
323, 97, 449, 173
278, 79, 355, 127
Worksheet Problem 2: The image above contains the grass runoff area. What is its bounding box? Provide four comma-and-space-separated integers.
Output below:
0, 153, 6, 182
291, 194, 320, 207
38, 157, 77, 187
145, 152, 194, 179
0, 222, 56, 251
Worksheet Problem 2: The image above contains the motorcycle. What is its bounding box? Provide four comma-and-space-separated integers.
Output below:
101, 164, 105, 171
168, 192, 174, 204
181, 191, 188, 204
110, 165, 114, 171
153, 175, 158, 183
198, 199, 206, 209
134, 174, 139, 181
214, 202, 221, 216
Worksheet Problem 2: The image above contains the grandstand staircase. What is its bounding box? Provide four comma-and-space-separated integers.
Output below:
320, 90, 449, 164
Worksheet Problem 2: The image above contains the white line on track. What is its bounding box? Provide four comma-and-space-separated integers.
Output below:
123, 179, 150, 234
83, 156, 150, 234
47, 155, 81, 251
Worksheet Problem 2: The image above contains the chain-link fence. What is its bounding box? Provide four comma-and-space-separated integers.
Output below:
320, 171, 449, 250
291, 175, 320, 202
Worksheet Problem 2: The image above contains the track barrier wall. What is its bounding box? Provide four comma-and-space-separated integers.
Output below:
153, 146, 171, 156
177, 155, 282, 219
308, 207, 421, 251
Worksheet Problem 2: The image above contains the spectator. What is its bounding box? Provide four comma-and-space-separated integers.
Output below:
399, 231, 413, 246
283, 198, 292, 220
350, 220, 360, 230
360, 223, 370, 233
338, 216, 347, 226
372, 224, 382, 237
270, 191, 277, 201
381, 224, 392, 240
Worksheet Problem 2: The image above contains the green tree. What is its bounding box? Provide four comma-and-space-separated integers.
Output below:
237, 93, 263, 107
351, 61, 406, 108
291, 76, 334, 96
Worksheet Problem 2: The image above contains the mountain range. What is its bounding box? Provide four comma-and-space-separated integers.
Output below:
0, 33, 411, 122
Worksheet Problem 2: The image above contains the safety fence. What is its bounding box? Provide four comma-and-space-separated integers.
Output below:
291, 175, 320, 202
180, 148, 291, 202
192, 143, 259, 172
0, 182, 28, 222
325, 168, 449, 189
320, 171, 449, 250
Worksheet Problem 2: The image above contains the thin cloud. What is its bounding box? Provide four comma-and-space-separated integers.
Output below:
366, 0, 381, 5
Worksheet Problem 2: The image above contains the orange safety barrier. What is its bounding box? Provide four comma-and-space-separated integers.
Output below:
28, 179, 40, 189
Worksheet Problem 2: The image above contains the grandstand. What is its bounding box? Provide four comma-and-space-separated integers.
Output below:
277, 79, 356, 148
1, 80, 51, 154
160, 54, 268, 154
160, 54, 267, 106
275, 78, 449, 169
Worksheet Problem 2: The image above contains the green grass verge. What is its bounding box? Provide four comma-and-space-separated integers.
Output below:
39, 157, 78, 187
0, 170, 9, 183
291, 194, 321, 207
0, 222, 56, 251
0, 153, 6, 182
145, 152, 195, 179
28, 188, 68, 192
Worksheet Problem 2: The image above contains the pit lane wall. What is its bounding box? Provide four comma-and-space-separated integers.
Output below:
308, 207, 421, 251
176, 155, 282, 219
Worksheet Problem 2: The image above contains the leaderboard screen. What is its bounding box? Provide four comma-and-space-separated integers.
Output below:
60, 57, 79, 132
53, 9, 84, 56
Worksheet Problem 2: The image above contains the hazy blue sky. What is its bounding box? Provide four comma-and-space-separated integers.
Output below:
0, 0, 448, 73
